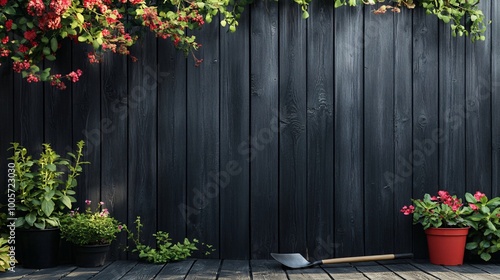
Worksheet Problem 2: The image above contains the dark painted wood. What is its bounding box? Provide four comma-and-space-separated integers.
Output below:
286, 267, 330, 279
445, 264, 500, 280
157, 32, 188, 243
186, 19, 220, 258
44, 41, 72, 151
393, 8, 414, 255
383, 263, 438, 280
0, 267, 37, 279
412, 8, 439, 259
21, 265, 76, 279
278, 0, 308, 255
333, 5, 364, 257
0, 58, 13, 206
127, 32, 158, 248
13, 80, 44, 152
250, 260, 287, 280
71, 43, 101, 210
184, 259, 221, 280
100, 50, 129, 260
465, 1, 492, 196
438, 17, 466, 197
219, 9, 250, 259
363, 7, 395, 255
218, 260, 250, 279
249, 0, 280, 259
306, 0, 334, 261
156, 260, 195, 279
63, 263, 111, 280
323, 264, 368, 280
121, 262, 164, 280
91, 260, 137, 280
493, 0, 500, 198
411, 262, 467, 280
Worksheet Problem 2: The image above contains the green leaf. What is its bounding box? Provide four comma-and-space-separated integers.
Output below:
77, 13, 84, 23
466, 242, 478, 250
50, 37, 58, 52
41, 199, 55, 217
60, 195, 72, 209
25, 212, 36, 226
45, 55, 56, 61
78, 36, 87, 42
43, 47, 51, 56
487, 220, 497, 231
47, 163, 57, 171
480, 252, 491, 261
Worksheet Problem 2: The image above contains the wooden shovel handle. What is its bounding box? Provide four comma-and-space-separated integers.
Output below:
321, 253, 413, 265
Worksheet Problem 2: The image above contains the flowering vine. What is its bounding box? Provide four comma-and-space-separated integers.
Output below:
0, 0, 490, 88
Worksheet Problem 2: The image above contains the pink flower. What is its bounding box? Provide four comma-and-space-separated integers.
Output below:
400, 205, 415, 215
118, 225, 123, 230
474, 191, 485, 201
85, 199, 91, 205
99, 201, 105, 205
470, 204, 479, 211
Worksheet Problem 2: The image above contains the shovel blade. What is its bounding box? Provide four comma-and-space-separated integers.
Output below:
270, 253, 316, 269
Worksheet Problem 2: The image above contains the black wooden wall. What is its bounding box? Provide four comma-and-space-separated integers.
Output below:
1, 0, 499, 260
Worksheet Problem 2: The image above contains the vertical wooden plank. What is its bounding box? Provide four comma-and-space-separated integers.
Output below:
492, 0, 500, 198
101, 51, 128, 260
219, 11, 250, 259
128, 32, 157, 247
72, 44, 102, 212
44, 41, 72, 150
465, 1, 492, 195
412, 8, 439, 258
438, 21, 466, 196
186, 20, 220, 258
393, 9, 414, 254
279, 0, 307, 255
306, 0, 334, 260
363, 8, 395, 255
0, 60, 14, 205
157, 39, 187, 242
334, 5, 364, 257
13, 81, 44, 153
249, 0, 280, 259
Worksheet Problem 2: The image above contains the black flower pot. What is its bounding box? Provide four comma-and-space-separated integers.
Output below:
17, 228, 60, 268
74, 244, 110, 267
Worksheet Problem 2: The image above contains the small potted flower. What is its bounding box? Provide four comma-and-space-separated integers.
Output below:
401, 190, 474, 265
60, 200, 123, 267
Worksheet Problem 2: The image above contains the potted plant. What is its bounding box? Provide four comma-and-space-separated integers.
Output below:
60, 200, 122, 267
9, 140, 88, 268
401, 190, 474, 265
464, 191, 500, 262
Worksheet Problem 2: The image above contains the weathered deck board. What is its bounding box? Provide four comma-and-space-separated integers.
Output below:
3, 260, 500, 279
250, 260, 288, 280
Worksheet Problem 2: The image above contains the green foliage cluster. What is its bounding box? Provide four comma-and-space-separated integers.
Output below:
60, 201, 122, 246
9, 141, 88, 229
0, 237, 12, 272
124, 216, 213, 263
465, 192, 500, 261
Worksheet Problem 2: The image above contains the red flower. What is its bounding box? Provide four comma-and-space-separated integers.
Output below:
5, 19, 13, 31
26, 74, 40, 83
474, 191, 485, 201
27, 0, 46, 16
24, 30, 37, 41
400, 205, 415, 215
18, 45, 29, 53
39, 12, 62, 30
0, 0, 7, 6
49, 0, 71, 15
1, 36, 9, 45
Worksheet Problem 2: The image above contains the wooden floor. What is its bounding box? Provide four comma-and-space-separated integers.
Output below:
2, 259, 500, 279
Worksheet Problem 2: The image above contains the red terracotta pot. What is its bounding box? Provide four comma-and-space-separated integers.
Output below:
425, 227, 469, 266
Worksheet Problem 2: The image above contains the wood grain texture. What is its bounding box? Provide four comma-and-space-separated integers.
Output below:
186, 19, 220, 258
250, 260, 288, 280
218, 260, 251, 279
100, 49, 129, 260
219, 9, 250, 259
0, 58, 13, 205
91, 261, 138, 280
306, 0, 335, 261
127, 31, 158, 248
465, 0, 492, 195
120, 262, 164, 280
184, 259, 221, 280
334, 5, 364, 257
278, 0, 308, 255
286, 267, 331, 280
157, 32, 188, 243
412, 7, 439, 259
156, 260, 195, 279
493, 0, 500, 198
249, 0, 280, 259
363, 6, 395, 255
393, 8, 414, 255
72, 43, 102, 212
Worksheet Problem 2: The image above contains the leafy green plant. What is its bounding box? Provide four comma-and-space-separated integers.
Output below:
9, 140, 88, 229
465, 191, 500, 261
0, 237, 13, 272
124, 216, 213, 263
400, 190, 474, 230
60, 200, 122, 246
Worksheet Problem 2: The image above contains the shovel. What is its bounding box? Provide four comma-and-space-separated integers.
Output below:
271, 252, 414, 269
